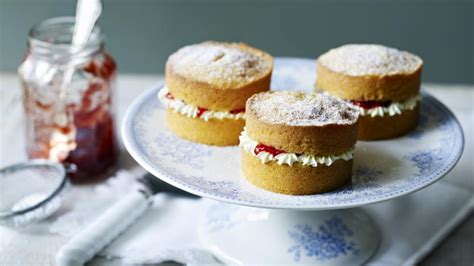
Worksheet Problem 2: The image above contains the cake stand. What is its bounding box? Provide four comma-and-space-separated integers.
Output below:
121, 58, 464, 265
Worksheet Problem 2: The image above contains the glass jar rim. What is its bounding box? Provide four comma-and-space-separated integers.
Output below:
28, 16, 104, 57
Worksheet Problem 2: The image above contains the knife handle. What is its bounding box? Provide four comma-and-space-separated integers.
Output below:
56, 191, 151, 266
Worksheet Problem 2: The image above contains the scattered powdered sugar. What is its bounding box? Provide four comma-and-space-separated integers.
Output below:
248, 91, 359, 126
318, 44, 423, 76
9, 192, 62, 227
167, 42, 270, 87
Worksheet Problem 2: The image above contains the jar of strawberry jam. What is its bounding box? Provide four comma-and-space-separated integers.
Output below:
18, 17, 118, 183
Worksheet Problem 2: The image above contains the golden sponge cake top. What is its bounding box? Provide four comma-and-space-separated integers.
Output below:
166, 41, 272, 89
318, 44, 423, 76
247, 91, 359, 127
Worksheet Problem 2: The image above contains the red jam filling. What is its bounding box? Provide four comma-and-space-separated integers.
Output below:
196, 107, 208, 117
230, 108, 246, 114
351, 100, 392, 109
254, 143, 285, 156
165, 92, 245, 115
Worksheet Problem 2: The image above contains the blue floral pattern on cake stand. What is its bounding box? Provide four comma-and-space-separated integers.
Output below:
288, 218, 358, 262
123, 58, 463, 265
122, 57, 464, 210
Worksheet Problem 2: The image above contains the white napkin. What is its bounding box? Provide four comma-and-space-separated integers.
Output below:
48, 168, 219, 265
99, 194, 217, 265
48, 168, 472, 265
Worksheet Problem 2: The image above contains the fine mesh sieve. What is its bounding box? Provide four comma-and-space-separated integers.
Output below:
0, 160, 69, 227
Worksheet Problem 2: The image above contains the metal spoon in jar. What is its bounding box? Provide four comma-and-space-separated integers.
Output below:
50, 0, 103, 161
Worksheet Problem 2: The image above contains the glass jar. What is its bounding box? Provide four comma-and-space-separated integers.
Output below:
18, 17, 118, 183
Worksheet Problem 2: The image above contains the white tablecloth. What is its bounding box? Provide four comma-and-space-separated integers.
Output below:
0, 72, 472, 265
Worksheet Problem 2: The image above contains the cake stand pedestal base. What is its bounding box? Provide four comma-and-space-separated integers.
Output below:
199, 202, 380, 265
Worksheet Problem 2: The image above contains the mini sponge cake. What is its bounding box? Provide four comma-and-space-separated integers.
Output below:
316, 44, 423, 140
159, 41, 273, 146
240, 91, 360, 195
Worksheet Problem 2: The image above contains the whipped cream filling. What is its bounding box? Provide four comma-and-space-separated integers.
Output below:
157, 87, 245, 121
352, 95, 420, 117
239, 130, 353, 167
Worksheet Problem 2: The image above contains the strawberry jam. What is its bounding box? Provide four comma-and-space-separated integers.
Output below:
351, 100, 392, 109
196, 107, 208, 117
20, 19, 119, 183
165, 92, 245, 116
254, 143, 285, 156
230, 108, 245, 114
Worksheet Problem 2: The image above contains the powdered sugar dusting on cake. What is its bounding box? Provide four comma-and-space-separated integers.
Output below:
167, 42, 270, 87
318, 44, 423, 76
248, 91, 359, 126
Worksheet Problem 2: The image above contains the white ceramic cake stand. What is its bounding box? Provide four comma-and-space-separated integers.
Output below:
121, 58, 464, 265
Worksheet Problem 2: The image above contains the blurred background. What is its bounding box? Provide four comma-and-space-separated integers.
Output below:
1, 0, 473, 83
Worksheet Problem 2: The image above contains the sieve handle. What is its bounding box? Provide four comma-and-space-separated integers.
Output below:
56, 191, 151, 266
